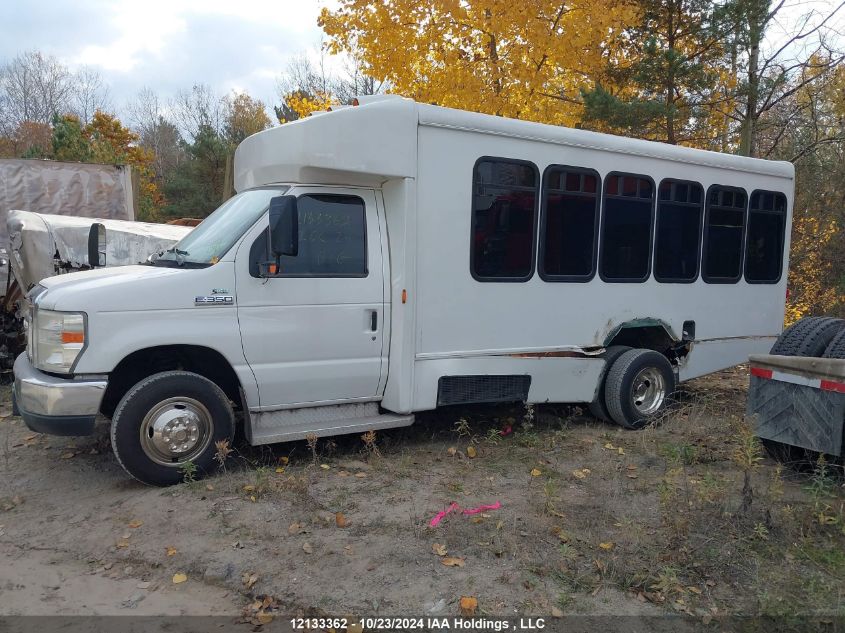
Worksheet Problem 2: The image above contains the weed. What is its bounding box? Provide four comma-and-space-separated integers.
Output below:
214, 438, 232, 471
522, 403, 535, 431
361, 430, 380, 458
484, 427, 501, 445
660, 442, 698, 466
453, 417, 472, 438
305, 433, 319, 466
179, 460, 197, 483
752, 522, 770, 540
732, 417, 762, 513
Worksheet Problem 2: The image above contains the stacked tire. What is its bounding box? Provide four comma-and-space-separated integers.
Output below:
762, 316, 845, 466
590, 347, 676, 430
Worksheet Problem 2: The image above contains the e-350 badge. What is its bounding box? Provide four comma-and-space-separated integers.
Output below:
195, 295, 234, 306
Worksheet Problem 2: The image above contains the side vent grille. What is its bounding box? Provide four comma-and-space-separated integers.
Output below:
437, 375, 531, 406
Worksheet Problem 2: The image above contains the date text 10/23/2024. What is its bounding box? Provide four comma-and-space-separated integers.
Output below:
289, 618, 547, 631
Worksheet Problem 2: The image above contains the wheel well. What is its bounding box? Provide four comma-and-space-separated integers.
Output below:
100, 345, 242, 418
605, 323, 689, 364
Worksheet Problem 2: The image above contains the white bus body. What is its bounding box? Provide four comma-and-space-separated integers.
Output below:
13, 96, 794, 484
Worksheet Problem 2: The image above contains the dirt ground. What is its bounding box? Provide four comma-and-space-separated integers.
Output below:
1, 367, 844, 627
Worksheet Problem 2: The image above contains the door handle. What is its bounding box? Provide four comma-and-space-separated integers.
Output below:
369, 310, 378, 332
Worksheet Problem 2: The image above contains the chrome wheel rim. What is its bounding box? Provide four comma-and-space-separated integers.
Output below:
139, 397, 213, 466
631, 367, 666, 416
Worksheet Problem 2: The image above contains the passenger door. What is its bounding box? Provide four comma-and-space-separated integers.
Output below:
235, 188, 386, 409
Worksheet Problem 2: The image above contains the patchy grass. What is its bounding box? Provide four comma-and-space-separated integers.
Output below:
2, 366, 845, 619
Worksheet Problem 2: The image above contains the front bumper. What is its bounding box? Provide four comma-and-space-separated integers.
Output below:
13, 353, 107, 436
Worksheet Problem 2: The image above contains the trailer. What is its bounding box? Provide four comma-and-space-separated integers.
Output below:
12, 95, 796, 485
749, 317, 845, 464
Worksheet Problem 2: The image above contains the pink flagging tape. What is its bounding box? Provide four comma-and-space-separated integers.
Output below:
429, 501, 502, 527
429, 503, 460, 527
461, 501, 502, 516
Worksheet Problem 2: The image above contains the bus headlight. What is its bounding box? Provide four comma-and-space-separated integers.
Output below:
33, 309, 86, 374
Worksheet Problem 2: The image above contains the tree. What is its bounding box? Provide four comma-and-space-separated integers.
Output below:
581, 0, 730, 145
319, 0, 639, 126
726, 0, 845, 157
72, 66, 111, 125
126, 87, 186, 190
0, 50, 75, 136
223, 92, 271, 144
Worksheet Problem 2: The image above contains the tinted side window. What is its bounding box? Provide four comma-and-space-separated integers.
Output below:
654, 180, 704, 282
599, 174, 654, 282
703, 186, 747, 283
471, 158, 538, 281
540, 166, 600, 281
745, 190, 786, 283
250, 194, 367, 277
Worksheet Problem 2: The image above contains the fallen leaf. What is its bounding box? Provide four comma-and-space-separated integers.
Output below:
60, 452, 75, 459
432, 543, 448, 556
205, 484, 214, 491
599, 542, 615, 550
626, 464, 637, 470
337, 470, 349, 477
278, 456, 289, 465
688, 586, 702, 594
116, 539, 130, 549
572, 469, 588, 480
242, 485, 255, 493
530, 468, 542, 477
627, 473, 639, 479
447, 447, 457, 456
441, 557, 465, 567
459, 596, 478, 616
618, 447, 625, 455
347, 622, 364, 633
466, 446, 477, 458
604, 443, 615, 450
288, 522, 306, 535
128, 520, 143, 529
166, 546, 177, 557
242, 572, 259, 589
275, 467, 285, 474
256, 613, 274, 625
320, 464, 330, 470
303, 542, 313, 554
354, 472, 367, 478
335, 512, 348, 528
551, 606, 563, 618
172, 573, 187, 584
136, 581, 151, 590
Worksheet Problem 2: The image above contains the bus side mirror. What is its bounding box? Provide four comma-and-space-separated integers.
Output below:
269, 196, 298, 257
87, 223, 106, 268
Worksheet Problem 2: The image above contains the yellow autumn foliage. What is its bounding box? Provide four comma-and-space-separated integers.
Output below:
320, 0, 639, 127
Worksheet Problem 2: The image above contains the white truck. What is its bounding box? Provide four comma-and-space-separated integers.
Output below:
13, 96, 795, 485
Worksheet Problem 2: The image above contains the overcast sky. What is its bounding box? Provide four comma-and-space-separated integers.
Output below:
2, 0, 842, 124
0, 0, 340, 119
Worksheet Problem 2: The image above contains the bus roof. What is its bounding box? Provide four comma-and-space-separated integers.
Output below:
234, 96, 795, 191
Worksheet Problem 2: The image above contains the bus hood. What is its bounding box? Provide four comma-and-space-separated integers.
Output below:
36, 264, 236, 313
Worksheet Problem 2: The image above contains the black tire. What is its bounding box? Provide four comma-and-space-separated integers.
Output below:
823, 328, 845, 359
588, 346, 632, 422
111, 371, 235, 486
605, 349, 676, 430
769, 316, 845, 356
762, 317, 844, 467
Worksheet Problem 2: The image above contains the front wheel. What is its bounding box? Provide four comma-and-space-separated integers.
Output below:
111, 371, 235, 486
605, 349, 676, 430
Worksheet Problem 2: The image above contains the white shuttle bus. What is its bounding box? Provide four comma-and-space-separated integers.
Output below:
13, 96, 794, 484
